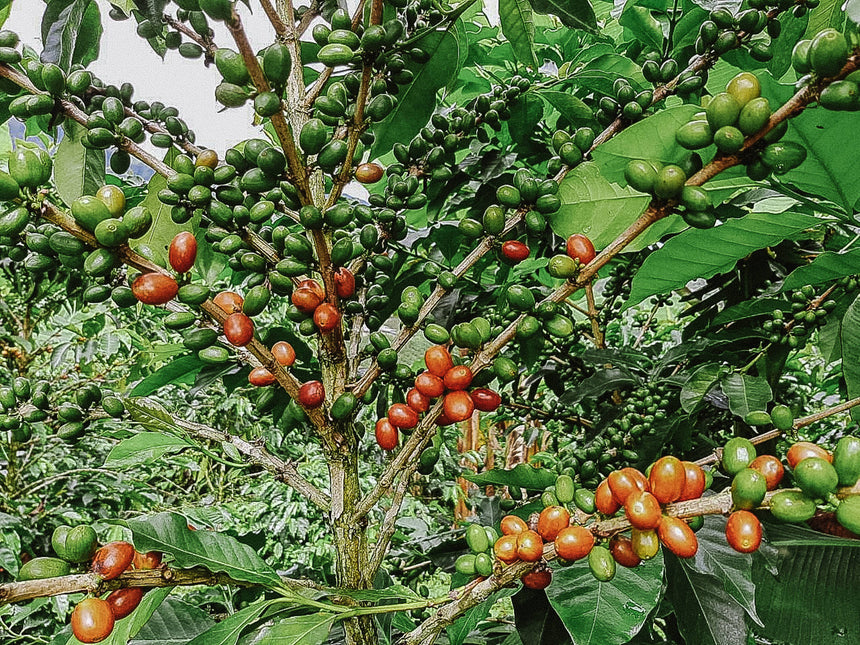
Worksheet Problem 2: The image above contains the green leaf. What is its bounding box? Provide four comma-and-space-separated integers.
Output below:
125, 512, 283, 588
55, 121, 105, 206
462, 463, 557, 490
768, 11, 807, 78
550, 162, 650, 249
539, 90, 594, 125
720, 373, 772, 419
841, 293, 860, 422
527, 0, 596, 32
130, 596, 216, 645
680, 364, 725, 413
782, 249, 860, 292
105, 432, 192, 469
130, 355, 207, 396
711, 298, 787, 326
508, 93, 544, 145
256, 613, 336, 645
626, 212, 825, 308
770, 87, 860, 211
186, 600, 274, 645
590, 105, 701, 184
41, 0, 102, 72
124, 398, 181, 433
546, 550, 664, 644
131, 170, 187, 267
512, 586, 572, 645
618, 6, 664, 50
447, 588, 517, 645
370, 29, 460, 159
499, 0, 539, 68
752, 524, 860, 643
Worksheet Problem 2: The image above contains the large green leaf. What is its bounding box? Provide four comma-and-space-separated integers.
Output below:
680, 364, 726, 413
54, 122, 105, 206
125, 512, 283, 588
720, 373, 772, 419
512, 587, 572, 645
752, 524, 860, 644
618, 6, 664, 50
546, 549, 664, 644
447, 588, 517, 645
130, 596, 216, 645
767, 74, 860, 211
255, 614, 336, 645
841, 293, 860, 422
626, 212, 825, 308
782, 249, 860, 291
527, 0, 596, 32
370, 29, 460, 159
499, 0, 539, 68
186, 600, 274, 645
665, 516, 762, 645
130, 355, 207, 396
591, 105, 700, 184
550, 162, 650, 249
41, 0, 102, 72
105, 432, 192, 469
539, 91, 594, 125
463, 463, 557, 490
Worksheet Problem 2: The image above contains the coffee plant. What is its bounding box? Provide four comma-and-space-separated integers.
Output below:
1, 0, 860, 643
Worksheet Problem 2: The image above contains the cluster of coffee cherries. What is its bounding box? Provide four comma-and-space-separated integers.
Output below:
761, 286, 837, 347
374, 344, 502, 450
16, 525, 161, 644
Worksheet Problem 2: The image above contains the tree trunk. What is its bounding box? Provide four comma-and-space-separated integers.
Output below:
329, 444, 377, 645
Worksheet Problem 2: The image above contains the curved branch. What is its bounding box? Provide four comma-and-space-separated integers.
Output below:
171, 416, 331, 511
695, 395, 860, 468
0, 566, 317, 606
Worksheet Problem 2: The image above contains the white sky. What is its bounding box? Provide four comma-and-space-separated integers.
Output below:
7, 0, 273, 153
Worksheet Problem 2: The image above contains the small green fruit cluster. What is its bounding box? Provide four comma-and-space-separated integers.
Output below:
594, 78, 653, 126
455, 523, 499, 579
692, 7, 778, 62
547, 126, 594, 174
0, 377, 49, 443
792, 28, 851, 80
762, 286, 836, 347
53, 382, 105, 442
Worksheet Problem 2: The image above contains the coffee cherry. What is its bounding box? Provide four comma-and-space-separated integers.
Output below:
213, 290, 243, 313
425, 345, 454, 378
521, 567, 552, 589
249, 366, 276, 386
415, 371, 445, 398
609, 534, 642, 568
443, 390, 474, 422
92, 541, 135, 580
224, 312, 254, 346
355, 162, 384, 183
313, 303, 341, 332
500, 515, 528, 535
132, 273, 178, 305
565, 234, 596, 265
725, 510, 762, 553
168, 231, 197, 273
375, 418, 398, 450
106, 587, 144, 619
271, 341, 296, 367
71, 598, 115, 643
387, 403, 419, 429
501, 240, 530, 263
298, 380, 325, 408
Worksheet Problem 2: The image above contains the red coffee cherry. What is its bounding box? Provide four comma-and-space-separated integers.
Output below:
132, 273, 178, 305
71, 597, 115, 643
224, 312, 254, 346
298, 380, 325, 408
168, 231, 197, 274
213, 290, 243, 313
92, 541, 135, 580
249, 367, 276, 387
565, 234, 596, 264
